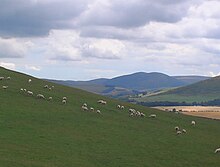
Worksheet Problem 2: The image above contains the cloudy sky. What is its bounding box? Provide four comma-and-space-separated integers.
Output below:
1, 0, 220, 80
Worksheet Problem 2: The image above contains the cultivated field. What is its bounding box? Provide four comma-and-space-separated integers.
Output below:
154, 106, 220, 120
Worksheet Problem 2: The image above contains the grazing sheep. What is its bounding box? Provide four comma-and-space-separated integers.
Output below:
97, 100, 106, 105
20, 88, 24, 91
2, 85, 8, 89
176, 130, 182, 135
149, 114, 156, 118
62, 99, 67, 104
23, 88, 27, 92
182, 129, 187, 133
83, 103, 87, 107
6, 76, 11, 80
129, 108, 135, 113
0, 77, 4, 80
48, 97, 52, 101
191, 121, 196, 126
175, 126, 180, 131
28, 79, 32, 83
82, 106, 88, 111
48, 87, 52, 91
44, 85, 49, 88
52, 86, 54, 88
215, 148, 220, 153
140, 113, 145, 117
117, 104, 121, 109
129, 113, 134, 117
96, 110, 101, 114
27, 91, 33, 96
63, 97, 67, 100
90, 107, 94, 112
37, 94, 45, 99
121, 105, 125, 109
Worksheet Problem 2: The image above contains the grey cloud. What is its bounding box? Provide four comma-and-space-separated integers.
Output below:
0, 0, 88, 37
79, 0, 194, 28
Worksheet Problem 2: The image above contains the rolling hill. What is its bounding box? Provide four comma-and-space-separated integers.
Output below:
136, 75, 220, 104
48, 72, 209, 98
1, 66, 220, 167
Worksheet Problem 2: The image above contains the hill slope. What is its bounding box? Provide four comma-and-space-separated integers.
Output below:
0, 67, 220, 167
137, 75, 220, 103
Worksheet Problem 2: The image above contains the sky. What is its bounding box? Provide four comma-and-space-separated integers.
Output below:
1, 0, 220, 80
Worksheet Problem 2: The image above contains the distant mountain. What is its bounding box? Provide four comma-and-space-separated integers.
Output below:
47, 72, 210, 99
105, 72, 184, 91
173, 76, 210, 85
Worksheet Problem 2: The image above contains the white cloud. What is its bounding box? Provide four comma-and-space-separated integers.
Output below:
25, 65, 41, 71
0, 62, 16, 70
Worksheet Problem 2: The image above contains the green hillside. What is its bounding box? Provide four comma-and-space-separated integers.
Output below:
0, 67, 220, 167
135, 76, 220, 103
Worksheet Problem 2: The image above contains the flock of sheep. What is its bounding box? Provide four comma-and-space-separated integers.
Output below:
0, 75, 220, 154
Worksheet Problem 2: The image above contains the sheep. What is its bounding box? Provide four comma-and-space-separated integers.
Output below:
23, 88, 27, 92
97, 100, 106, 105
149, 114, 156, 118
62, 99, 67, 104
2, 86, 8, 89
96, 110, 101, 114
27, 91, 33, 96
49, 87, 52, 91
48, 97, 52, 101
140, 113, 145, 117
215, 148, 220, 153
117, 104, 121, 109
44, 85, 49, 88
129, 113, 134, 117
83, 103, 87, 107
20, 88, 24, 91
129, 108, 135, 113
175, 126, 180, 131
90, 107, 94, 112
191, 121, 196, 126
0, 77, 4, 80
182, 129, 187, 133
6, 76, 11, 80
121, 105, 125, 109
82, 106, 88, 111
28, 79, 32, 83
37, 94, 45, 99
63, 97, 67, 100
52, 86, 55, 88
176, 130, 182, 135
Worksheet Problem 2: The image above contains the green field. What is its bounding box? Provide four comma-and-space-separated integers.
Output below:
0, 67, 220, 167
134, 93, 220, 103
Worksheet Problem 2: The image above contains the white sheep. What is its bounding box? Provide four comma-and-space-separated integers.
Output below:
0, 77, 4, 80
37, 94, 45, 99
20, 88, 24, 91
48, 97, 52, 101
121, 105, 125, 109
96, 110, 101, 114
175, 126, 180, 131
90, 107, 94, 112
182, 129, 187, 133
49, 87, 52, 91
27, 91, 33, 96
149, 114, 156, 118
7, 76, 11, 80
83, 103, 87, 107
28, 79, 32, 83
176, 130, 182, 135
215, 148, 220, 153
63, 97, 67, 100
2, 85, 8, 89
23, 88, 27, 92
44, 85, 48, 88
62, 99, 67, 104
191, 121, 196, 126
140, 113, 145, 117
82, 106, 88, 111
117, 104, 121, 109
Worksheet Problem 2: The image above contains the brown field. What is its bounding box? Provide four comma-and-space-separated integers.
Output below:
153, 106, 220, 120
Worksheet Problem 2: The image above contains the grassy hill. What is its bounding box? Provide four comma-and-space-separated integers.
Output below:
135, 76, 220, 103
0, 67, 220, 167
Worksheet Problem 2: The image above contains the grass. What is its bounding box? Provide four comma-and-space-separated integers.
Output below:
0, 67, 220, 167
134, 93, 220, 103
